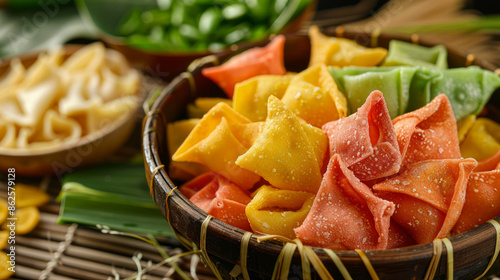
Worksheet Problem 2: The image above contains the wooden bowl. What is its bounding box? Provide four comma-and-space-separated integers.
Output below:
0, 45, 143, 177
92, 1, 317, 81
142, 30, 500, 279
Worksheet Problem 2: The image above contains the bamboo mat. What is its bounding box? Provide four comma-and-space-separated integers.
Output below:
0, 179, 218, 280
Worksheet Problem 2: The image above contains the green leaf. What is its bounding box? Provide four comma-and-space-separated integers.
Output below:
57, 162, 175, 238
269, 0, 311, 33
57, 182, 114, 200
58, 193, 175, 237
198, 6, 222, 36
61, 162, 151, 199
221, 3, 247, 20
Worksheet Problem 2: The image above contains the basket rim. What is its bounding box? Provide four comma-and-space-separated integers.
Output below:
142, 29, 500, 279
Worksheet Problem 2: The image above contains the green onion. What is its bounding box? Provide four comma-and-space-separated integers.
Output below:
179, 23, 201, 40
198, 7, 222, 36
269, 0, 311, 33
222, 3, 247, 20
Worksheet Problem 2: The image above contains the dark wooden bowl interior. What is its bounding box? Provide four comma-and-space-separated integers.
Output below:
142, 30, 500, 279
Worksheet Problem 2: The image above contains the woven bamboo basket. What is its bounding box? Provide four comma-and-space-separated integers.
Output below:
142, 29, 500, 279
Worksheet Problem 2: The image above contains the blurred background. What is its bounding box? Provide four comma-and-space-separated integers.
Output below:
1, 0, 499, 64
317, 0, 500, 14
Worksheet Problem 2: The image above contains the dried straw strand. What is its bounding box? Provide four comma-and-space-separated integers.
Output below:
424, 239, 444, 280
229, 264, 242, 279
475, 219, 500, 280
370, 28, 381, 48
179, 71, 197, 100
303, 246, 333, 280
335, 25, 345, 38
143, 109, 165, 134
187, 55, 220, 72
466, 54, 476, 66
276, 242, 297, 280
256, 235, 335, 279
294, 238, 311, 279
323, 249, 353, 280
149, 164, 165, 196
355, 249, 380, 280
200, 215, 223, 280
442, 238, 454, 280
165, 186, 196, 251
240, 231, 253, 280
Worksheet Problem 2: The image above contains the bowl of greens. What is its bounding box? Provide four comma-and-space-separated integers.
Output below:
77, 0, 316, 79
